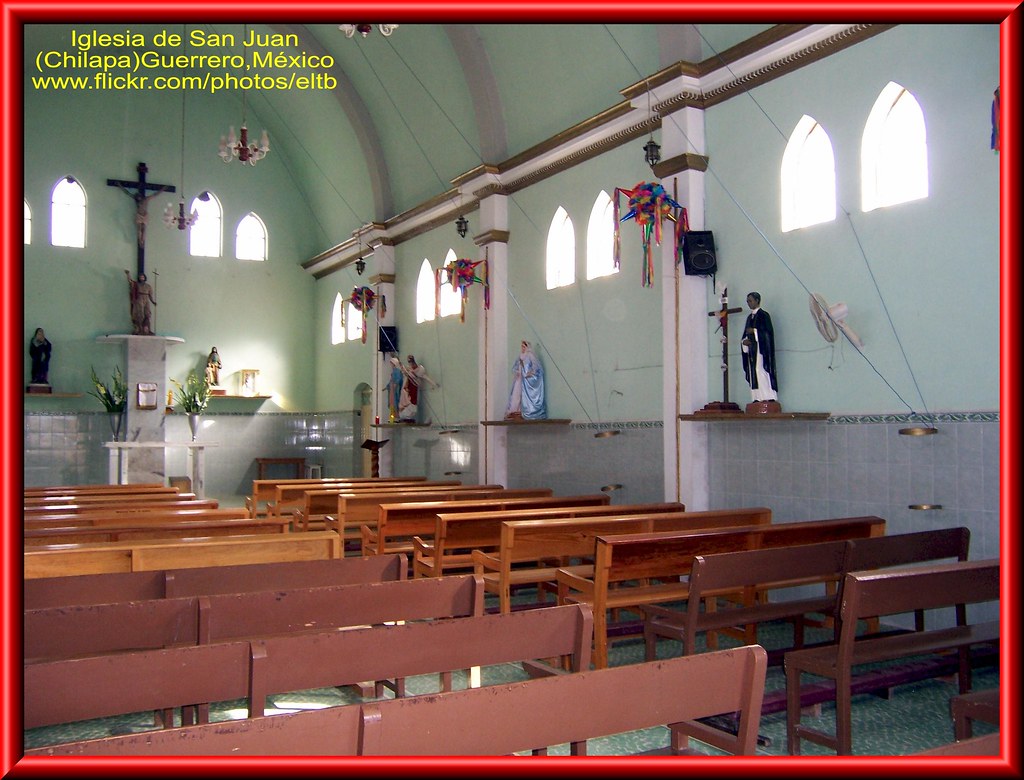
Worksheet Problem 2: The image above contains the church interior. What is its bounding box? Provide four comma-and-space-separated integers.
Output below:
12, 18, 1008, 763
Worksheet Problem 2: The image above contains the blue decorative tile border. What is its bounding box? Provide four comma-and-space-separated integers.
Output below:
828, 412, 999, 424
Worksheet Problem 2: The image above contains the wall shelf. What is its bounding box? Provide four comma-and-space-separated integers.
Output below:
25, 392, 82, 398
481, 419, 572, 426
679, 412, 830, 421
209, 395, 271, 400
372, 423, 431, 428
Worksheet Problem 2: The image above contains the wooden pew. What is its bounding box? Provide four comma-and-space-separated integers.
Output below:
246, 475, 427, 517
24, 483, 173, 498
291, 482, 479, 531
915, 732, 1001, 756
473, 507, 771, 613
557, 515, 886, 668
268, 478, 449, 521
24, 603, 593, 732
412, 501, 689, 580
951, 687, 999, 741
24, 491, 198, 509
642, 526, 973, 660
785, 558, 1000, 755
24, 553, 407, 609
24, 498, 215, 517
23, 530, 342, 579
360, 645, 767, 756
26, 573, 486, 662
363, 492, 613, 557
325, 485, 532, 538
23, 515, 292, 545
25, 506, 250, 529
25, 703, 365, 756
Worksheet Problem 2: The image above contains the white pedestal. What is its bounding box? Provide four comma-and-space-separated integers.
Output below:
104, 441, 217, 498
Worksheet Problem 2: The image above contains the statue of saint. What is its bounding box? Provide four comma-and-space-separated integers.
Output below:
29, 327, 52, 385
124, 269, 157, 335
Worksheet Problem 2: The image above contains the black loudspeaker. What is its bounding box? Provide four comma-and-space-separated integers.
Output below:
682, 230, 717, 276
378, 326, 399, 353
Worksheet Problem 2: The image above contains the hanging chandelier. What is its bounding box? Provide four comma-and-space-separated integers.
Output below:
339, 24, 399, 38
218, 26, 269, 166
165, 62, 198, 231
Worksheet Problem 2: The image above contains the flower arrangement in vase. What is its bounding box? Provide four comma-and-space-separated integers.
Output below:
88, 366, 127, 441
171, 370, 211, 440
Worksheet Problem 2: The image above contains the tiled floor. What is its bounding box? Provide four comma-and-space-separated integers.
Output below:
24, 597, 999, 757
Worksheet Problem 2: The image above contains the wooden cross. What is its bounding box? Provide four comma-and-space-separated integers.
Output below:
107, 162, 175, 277
700, 287, 744, 413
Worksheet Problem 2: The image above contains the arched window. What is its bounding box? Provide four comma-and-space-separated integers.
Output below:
24, 199, 31, 245
50, 176, 86, 248
416, 258, 436, 323
586, 190, 616, 280
189, 192, 222, 257
546, 206, 575, 289
781, 116, 836, 232
438, 249, 463, 318
235, 212, 267, 261
345, 301, 362, 342
862, 82, 929, 212
331, 292, 345, 345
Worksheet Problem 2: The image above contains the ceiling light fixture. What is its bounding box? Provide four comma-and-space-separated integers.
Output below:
164, 47, 198, 232
455, 214, 468, 238
355, 257, 366, 275
339, 24, 399, 38
643, 77, 661, 170
218, 26, 270, 166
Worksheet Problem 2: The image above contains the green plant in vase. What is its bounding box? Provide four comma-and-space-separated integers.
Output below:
88, 366, 128, 441
171, 370, 211, 440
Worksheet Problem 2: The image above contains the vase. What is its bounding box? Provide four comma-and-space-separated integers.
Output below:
188, 413, 201, 441
108, 410, 124, 442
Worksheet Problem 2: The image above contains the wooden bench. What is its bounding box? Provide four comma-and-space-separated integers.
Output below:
23, 530, 342, 579
24, 554, 407, 609
24, 491, 198, 509
24, 515, 292, 545
474, 507, 772, 614
24, 483, 175, 498
24, 497, 215, 517
915, 732, 1001, 756
360, 644, 767, 756
25, 506, 251, 529
269, 478, 450, 521
785, 558, 1000, 755
291, 482, 484, 531
25, 573, 486, 662
557, 515, 886, 668
642, 526, 973, 661
412, 501, 689, 580
246, 476, 427, 517
951, 687, 999, 740
363, 492, 606, 557
24, 602, 593, 733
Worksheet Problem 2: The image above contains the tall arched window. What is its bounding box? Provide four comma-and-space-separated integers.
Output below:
416, 258, 436, 323
781, 116, 836, 232
346, 302, 362, 342
546, 206, 575, 289
586, 190, 616, 280
331, 292, 345, 345
50, 176, 86, 248
189, 192, 222, 257
235, 212, 268, 261
24, 199, 31, 245
862, 82, 929, 212
438, 249, 463, 318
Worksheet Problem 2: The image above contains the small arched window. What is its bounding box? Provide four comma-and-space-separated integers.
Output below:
189, 192, 222, 258
332, 292, 345, 345
235, 212, 268, 260
862, 82, 929, 212
50, 176, 86, 248
546, 206, 575, 289
24, 199, 31, 245
346, 302, 362, 342
438, 249, 463, 318
781, 116, 836, 232
586, 190, 616, 280
416, 258, 436, 324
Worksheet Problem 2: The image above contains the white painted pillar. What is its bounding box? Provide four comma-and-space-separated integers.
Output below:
368, 240, 397, 476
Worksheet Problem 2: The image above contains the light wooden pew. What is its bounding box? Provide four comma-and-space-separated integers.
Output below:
291, 482, 475, 531
412, 501, 689, 580
24, 554, 407, 609
951, 687, 999, 741
268, 478, 449, 520
915, 732, 1001, 756
23, 530, 342, 579
26, 573, 485, 662
474, 507, 771, 613
24, 603, 593, 733
360, 644, 768, 756
24, 498, 215, 517
362, 492, 601, 557
246, 475, 427, 517
24, 491, 198, 509
325, 485, 528, 537
24, 483, 173, 498
557, 515, 886, 668
785, 559, 999, 755
25, 506, 251, 529
24, 515, 292, 546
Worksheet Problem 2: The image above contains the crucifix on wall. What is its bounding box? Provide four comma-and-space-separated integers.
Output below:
107, 161, 175, 278
696, 286, 744, 414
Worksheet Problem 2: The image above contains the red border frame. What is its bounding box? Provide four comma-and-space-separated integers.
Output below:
2, 3, 1019, 777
